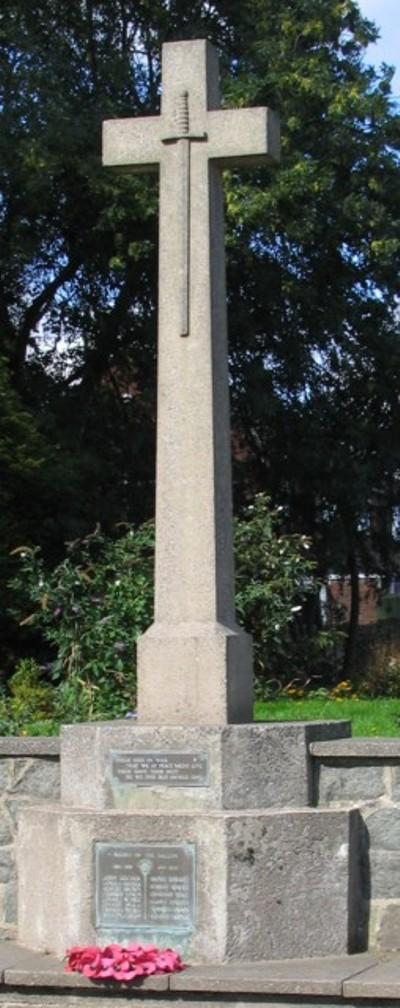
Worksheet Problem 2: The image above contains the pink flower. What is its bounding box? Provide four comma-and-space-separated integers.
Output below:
65, 946, 102, 977
65, 944, 184, 982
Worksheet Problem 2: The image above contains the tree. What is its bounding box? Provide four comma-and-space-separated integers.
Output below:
224, 0, 400, 671
0, 0, 399, 675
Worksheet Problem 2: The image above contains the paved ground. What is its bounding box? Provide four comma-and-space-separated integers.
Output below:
0, 943, 399, 998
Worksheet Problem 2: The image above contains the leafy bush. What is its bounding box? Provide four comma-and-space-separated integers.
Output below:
8, 523, 154, 721
359, 648, 400, 698
0, 658, 58, 735
235, 496, 342, 694
7, 496, 342, 726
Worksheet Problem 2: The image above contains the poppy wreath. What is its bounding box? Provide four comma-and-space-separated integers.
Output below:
65, 944, 185, 981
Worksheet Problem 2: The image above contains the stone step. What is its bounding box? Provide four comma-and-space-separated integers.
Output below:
0, 944, 399, 1004
17, 804, 362, 961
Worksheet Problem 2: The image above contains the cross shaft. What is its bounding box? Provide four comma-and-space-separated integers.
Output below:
103, 40, 280, 725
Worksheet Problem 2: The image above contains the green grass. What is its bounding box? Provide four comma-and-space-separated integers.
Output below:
254, 697, 400, 736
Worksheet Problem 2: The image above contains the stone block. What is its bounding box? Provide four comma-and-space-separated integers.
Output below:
10, 759, 60, 799
17, 804, 360, 962
169, 953, 379, 995
0, 850, 13, 885
3, 878, 17, 925
0, 763, 11, 791
61, 721, 351, 812
376, 903, 400, 950
365, 806, 400, 851
316, 761, 385, 805
0, 817, 13, 847
369, 850, 400, 899
343, 957, 400, 998
390, 765, 400, 802
137, 623, 253, 725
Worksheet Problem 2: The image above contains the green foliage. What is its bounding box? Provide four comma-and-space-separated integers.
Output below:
235, 495, 342, 691
7, 497, 341, 722
358, 648, 400, 698
0, 658, 57, 735
8, 523, 155, 721
378, 595, 400, 622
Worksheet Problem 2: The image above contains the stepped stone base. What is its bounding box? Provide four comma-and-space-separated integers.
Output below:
17, 804, 362, 962
60, 720, 351, 811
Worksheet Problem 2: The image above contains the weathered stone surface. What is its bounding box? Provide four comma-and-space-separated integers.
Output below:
0, 753, 61, 937
103, 40, 278, 726
343, 956, 400, 997
5, 967, 169, 990
310, 738, 400, 758
61, 721, 351, 811
17, 805, 359, 962
226, 808, 362, 960
0, 941, 387, 1001
316, 761, 385, 804
390, 765, 400, 802
10, 760, 59, 799
2, 879, 17, 925
369, 850, 400, 899
4, 799, 32, 829
0, 768, 11, 793
0, 852, 13, 886
137, 624, 253, 726
365, 806, 400, 851
169, 953, 379, 995
0, 821, 12, 848
0, 740, 59, 757
376, 904, 400, 951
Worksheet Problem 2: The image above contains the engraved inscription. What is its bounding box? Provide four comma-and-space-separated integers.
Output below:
95, 843, 195, 932
110, 751, 209, 787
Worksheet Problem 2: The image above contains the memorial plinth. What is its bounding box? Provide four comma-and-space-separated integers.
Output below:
18, 793, 362, 961
17, 718, 362, 960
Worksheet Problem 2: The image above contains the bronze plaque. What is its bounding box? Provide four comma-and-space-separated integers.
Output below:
110, 750, 209, 787
95, 842, 195, 933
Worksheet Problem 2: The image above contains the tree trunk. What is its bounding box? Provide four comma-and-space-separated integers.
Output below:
342, 542, 360, 679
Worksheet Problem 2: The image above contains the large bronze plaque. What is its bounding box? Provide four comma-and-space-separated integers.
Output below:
110, 750, 209, 787
95, 842, 195, 933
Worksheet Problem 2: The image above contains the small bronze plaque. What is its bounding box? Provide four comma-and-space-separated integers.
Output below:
110, 750, 209, 787
95, 842, 195, 933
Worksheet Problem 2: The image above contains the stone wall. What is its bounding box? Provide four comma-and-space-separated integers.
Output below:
1, 733, 400, 954
310, 738, 400, 952
0, 739, 60, 939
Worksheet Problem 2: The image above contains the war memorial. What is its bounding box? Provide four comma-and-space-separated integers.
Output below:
0, 37, 398, 1008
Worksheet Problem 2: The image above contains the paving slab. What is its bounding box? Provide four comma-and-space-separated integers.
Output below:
1, 944, 169, 990
0, 944, 396, 999
4, 967, 170, 990
0, 943, 61, 976
343, 958, 400, 998
170, 954, 380, 996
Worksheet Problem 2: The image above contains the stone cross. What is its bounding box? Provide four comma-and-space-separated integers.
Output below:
103, 40, 280, 725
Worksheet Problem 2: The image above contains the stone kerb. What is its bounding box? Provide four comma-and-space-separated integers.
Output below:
0, 739, 60, 939
310, 737, 400, 953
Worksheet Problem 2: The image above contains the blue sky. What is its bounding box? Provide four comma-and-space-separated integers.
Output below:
358, 0, 400, 99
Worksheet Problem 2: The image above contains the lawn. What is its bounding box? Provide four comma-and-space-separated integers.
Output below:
254, 697, 400, 736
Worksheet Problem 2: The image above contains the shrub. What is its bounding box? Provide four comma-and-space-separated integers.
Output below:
235, 496, 342, 694
8, 523, 154, 721
8, 496, 341, 724
0, 658, 57, 735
